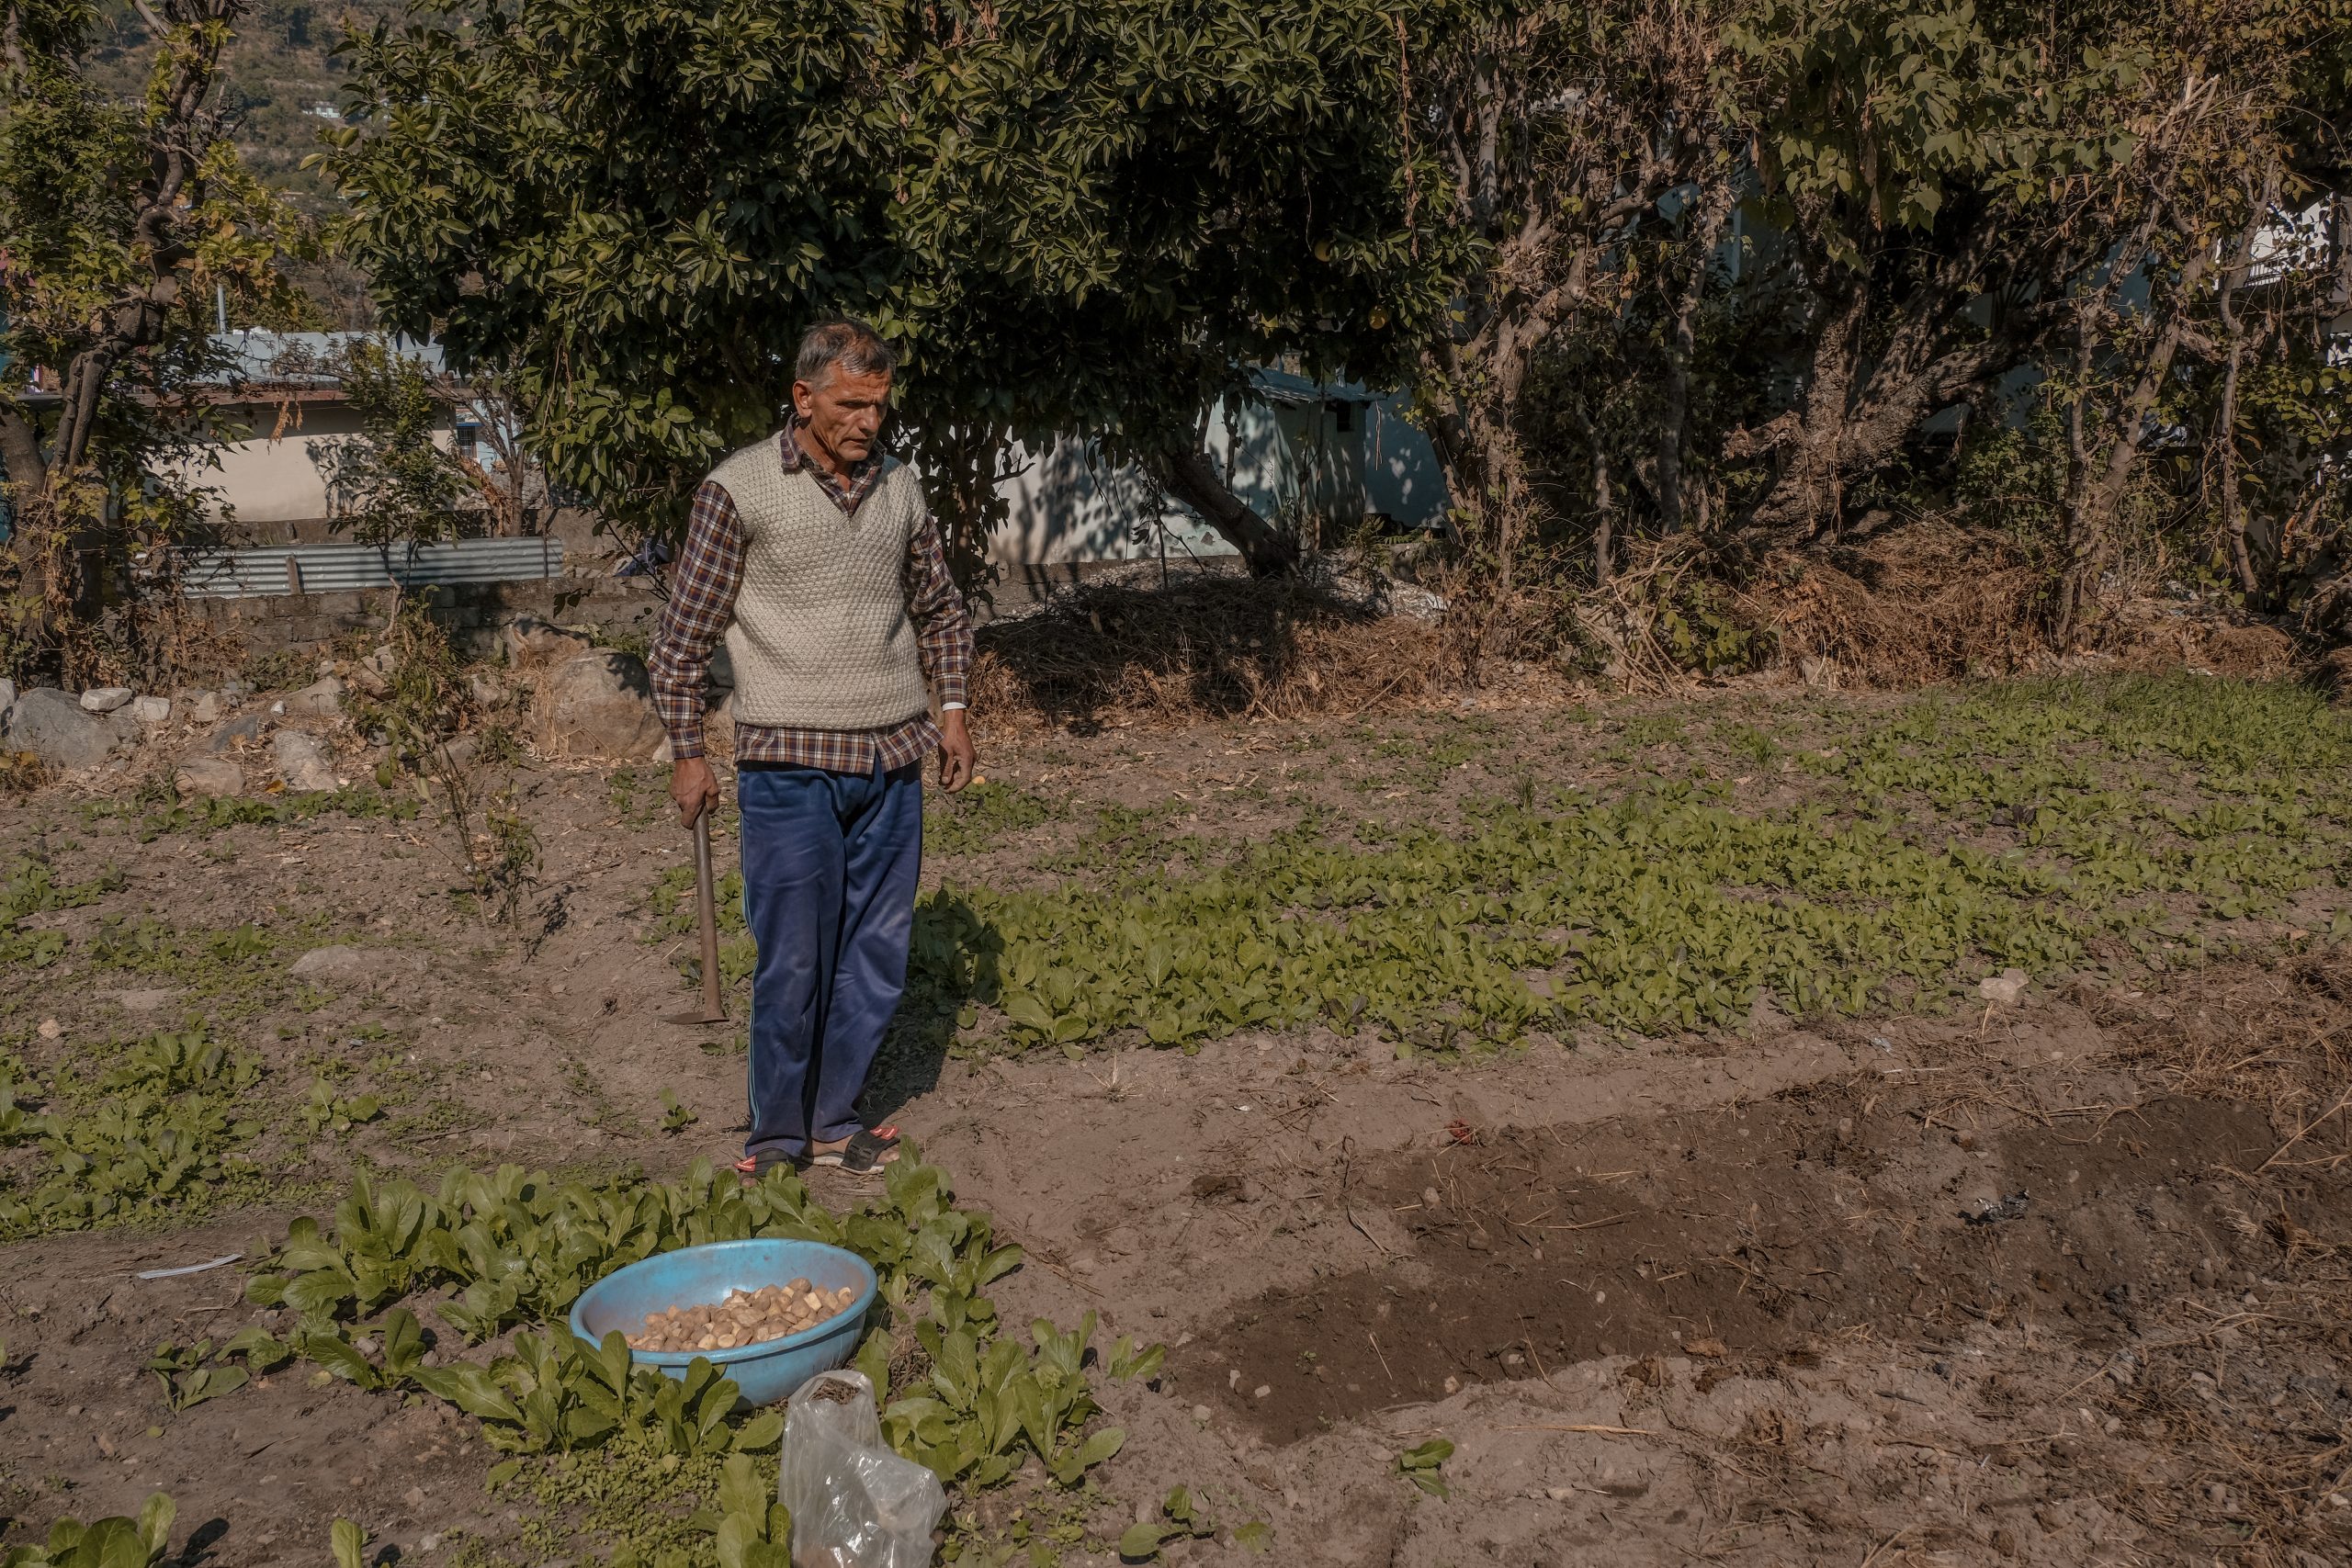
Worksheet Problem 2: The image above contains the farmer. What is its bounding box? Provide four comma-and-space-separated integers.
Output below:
650, 318, 977, 1179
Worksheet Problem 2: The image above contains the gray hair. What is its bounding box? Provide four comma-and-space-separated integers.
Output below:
793, 319, 898, 387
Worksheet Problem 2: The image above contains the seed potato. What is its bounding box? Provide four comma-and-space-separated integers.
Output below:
626, 1283, 863, 1354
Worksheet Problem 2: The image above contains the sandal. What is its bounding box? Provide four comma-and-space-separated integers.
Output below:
808, 1126, 901, 1177
733, 1149, 804, 1182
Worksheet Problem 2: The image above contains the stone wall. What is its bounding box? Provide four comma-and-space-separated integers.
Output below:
184, 573, 663, 671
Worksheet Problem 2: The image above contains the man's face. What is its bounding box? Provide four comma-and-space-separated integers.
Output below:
791, 366, 892, 468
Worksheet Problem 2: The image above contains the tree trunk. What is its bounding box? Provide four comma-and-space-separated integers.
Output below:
2057, 243, 2212, 639
1153, 445, 1299, 577
1737, 278, 1869, 534
2215, 164, 2279, 600
1657, 180, 1730, 535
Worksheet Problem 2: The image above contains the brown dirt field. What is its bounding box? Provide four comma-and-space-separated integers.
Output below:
4, 670, 2351, 1568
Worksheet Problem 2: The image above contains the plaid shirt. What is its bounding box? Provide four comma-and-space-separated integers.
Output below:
649, 423, 973, 771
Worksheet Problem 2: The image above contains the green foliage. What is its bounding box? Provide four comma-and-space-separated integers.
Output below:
924, 780, 1063, 858
0, 1493, 175, 1568
0, 1026, 272, 1238
84, 784, 421, 842
247, 1153, 1146, 1493
1118, 1485, 1219, 1561
330, 1519, 367, 1568
315, 337, 465, 546
886, 1310, 1121, 1489
0, 858, 122, 971
145, 1339, 250, 1413
322, 0, 1453, 569
0, 1, 319, 678
300, 1073, 384, 1135
658, 1089, 697, 1135
1396, 1438, 1453, 1498
653, 674, 2352, 1058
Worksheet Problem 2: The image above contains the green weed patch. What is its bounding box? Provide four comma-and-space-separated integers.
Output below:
0, 859, 122, 973
0, 1027, 274, 1238
924, 778, 1063, 857
650, 676, 2352, 1056
79, 784, 419, 842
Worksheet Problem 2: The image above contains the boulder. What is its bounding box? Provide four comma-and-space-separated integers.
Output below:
174, 757, 244, 798
5, 688, 131, 769
132, 695, 172, 727
0, 678, 15, 728
272, 728, 340, 793
533, 649, 668, 761
502, 615, 594, 670
81, 686, 134, 714
283, 676, 345, 718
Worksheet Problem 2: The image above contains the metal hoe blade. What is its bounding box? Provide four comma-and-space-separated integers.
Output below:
667, 812, 729, 1025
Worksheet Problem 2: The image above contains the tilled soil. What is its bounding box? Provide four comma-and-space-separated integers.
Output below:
5, 690, 2352, 1567
1192, 1089, 2292, 1442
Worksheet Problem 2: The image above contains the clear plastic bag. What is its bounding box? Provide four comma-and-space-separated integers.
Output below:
777, 1369, 946, 1568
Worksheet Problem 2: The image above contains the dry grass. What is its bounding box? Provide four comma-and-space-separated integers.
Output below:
1736, 521, 2052, 688
2062, 951, 2352, 1562
968, 576, 1447, 730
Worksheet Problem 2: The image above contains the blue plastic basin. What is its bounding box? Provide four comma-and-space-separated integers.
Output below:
568, 1238, 876, 1406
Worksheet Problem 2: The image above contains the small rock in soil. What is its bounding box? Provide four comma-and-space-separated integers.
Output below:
207, 712, 268, 753
272, 729, 339, 793
175, 757, 243, 798
131, 695, 172, 726
282, 676, 345, 718
1978, 967, 2029, 1006
290, 945, 422, 985
80, 686, 135, 713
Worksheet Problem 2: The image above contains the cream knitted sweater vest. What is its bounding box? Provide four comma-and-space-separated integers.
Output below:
707, 436, 932, 731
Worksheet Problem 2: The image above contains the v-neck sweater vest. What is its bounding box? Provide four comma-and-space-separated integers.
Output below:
707, 436, 932, 732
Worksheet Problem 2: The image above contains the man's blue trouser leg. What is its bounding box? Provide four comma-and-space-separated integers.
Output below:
737, 759, 922, 1162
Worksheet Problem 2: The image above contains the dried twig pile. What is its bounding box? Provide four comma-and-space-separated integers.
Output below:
969, 577, 1444, 729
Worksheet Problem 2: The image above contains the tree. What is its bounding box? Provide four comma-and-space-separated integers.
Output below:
321, 1, 1453, 583
315, 339, 546, 546
1413, 0, 2350, 650
0, 0, 312, 679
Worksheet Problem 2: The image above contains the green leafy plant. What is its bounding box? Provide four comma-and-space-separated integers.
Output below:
0, 858, 122, 972
145, 1341, 248, 1414
1118, 1485, 1219, 1562
708, 1453, 792, 1568
658, 1089, 697, 1134
0, 1027, 271, 1239
300, 1074, 384, 1135
1397, 1438, 1454, 1498
218, 1326, 295, 1375
0, 1494, 175, 1568
329, 1519, 366, 1568
250, 1154, 1146, 1494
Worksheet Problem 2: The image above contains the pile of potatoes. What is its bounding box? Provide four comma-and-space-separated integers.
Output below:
626, 1279, 861, 1353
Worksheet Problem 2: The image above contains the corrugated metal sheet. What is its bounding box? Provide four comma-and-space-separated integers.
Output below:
176, 536, 563, 598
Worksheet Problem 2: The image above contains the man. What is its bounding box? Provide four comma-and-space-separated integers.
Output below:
650, 318, 977, 1179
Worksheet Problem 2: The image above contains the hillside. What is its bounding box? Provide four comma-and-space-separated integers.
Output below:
87, 1, 410, 209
